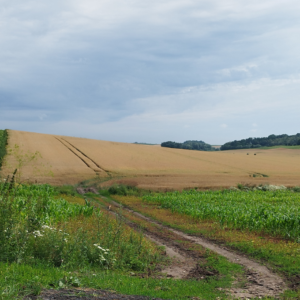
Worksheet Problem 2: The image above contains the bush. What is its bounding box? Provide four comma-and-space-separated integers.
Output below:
108, 184, 140, 196
292, 186, 300, 193
54, 185, 76, 196
98, 189, 110, 197
108, 185, 128, 196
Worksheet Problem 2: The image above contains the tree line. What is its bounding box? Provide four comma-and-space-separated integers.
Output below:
220, 133, 300, 150
161, 140, 217, 151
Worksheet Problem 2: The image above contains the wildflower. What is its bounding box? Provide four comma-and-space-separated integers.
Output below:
93, 244, 106, 251
32, 230, 43, 237
99, 255, 106, 261
42, 225, 55, 230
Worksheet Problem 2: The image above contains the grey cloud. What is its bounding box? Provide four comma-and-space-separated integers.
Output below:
1, 0, 300, 143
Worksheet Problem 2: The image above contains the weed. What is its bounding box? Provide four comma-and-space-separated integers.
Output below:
0, 177, 161, 272
107, 184, 150, 197
2, 144, 53, 183
0, 129, 8, 170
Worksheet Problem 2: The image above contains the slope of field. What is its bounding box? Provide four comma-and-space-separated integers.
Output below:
2, 130, 96, 184
2, 130, 300, 188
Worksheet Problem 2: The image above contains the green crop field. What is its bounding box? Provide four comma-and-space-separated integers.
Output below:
143, 189, 300, 241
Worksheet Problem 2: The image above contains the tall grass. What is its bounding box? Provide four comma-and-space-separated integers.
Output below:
143, 189, 300, 241
0, 129, 8, 169
0, 178, 160, 272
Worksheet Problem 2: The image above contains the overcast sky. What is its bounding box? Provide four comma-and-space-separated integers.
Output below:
1, 0, 300, 144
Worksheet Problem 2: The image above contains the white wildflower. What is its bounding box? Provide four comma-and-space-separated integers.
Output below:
32, 230, 43, 237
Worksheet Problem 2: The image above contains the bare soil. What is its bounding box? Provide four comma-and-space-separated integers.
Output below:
25, 288, 166, 300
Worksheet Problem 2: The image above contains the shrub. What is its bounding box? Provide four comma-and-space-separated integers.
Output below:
54, 185, 76, 196
107, 184, 147, 197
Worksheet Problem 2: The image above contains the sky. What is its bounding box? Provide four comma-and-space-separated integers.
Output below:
1, 0, 300, 145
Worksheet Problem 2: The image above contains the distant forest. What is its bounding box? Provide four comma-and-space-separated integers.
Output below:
221, 133, 300, 150
161, 140, 217, 151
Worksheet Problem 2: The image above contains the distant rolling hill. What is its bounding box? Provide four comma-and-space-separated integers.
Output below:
2, 130, 300, 189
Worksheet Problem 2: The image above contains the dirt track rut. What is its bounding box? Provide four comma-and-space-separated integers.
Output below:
109, 199, 287, 299
55, 137, 108, 176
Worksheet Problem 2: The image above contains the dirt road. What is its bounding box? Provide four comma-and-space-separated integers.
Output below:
104, 198, 287, 299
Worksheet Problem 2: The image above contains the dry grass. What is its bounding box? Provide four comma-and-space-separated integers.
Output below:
3, 130, 300, 189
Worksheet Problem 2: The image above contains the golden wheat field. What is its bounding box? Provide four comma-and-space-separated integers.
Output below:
2, 129, 300, 189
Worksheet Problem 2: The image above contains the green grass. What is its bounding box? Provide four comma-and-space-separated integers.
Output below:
0, 260, 242, 300
143, 189, 300, 241
0, 129, 8, 169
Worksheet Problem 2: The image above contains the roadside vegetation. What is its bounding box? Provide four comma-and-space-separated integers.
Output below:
0, 129, 8, 169
0, 178, 165, 299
